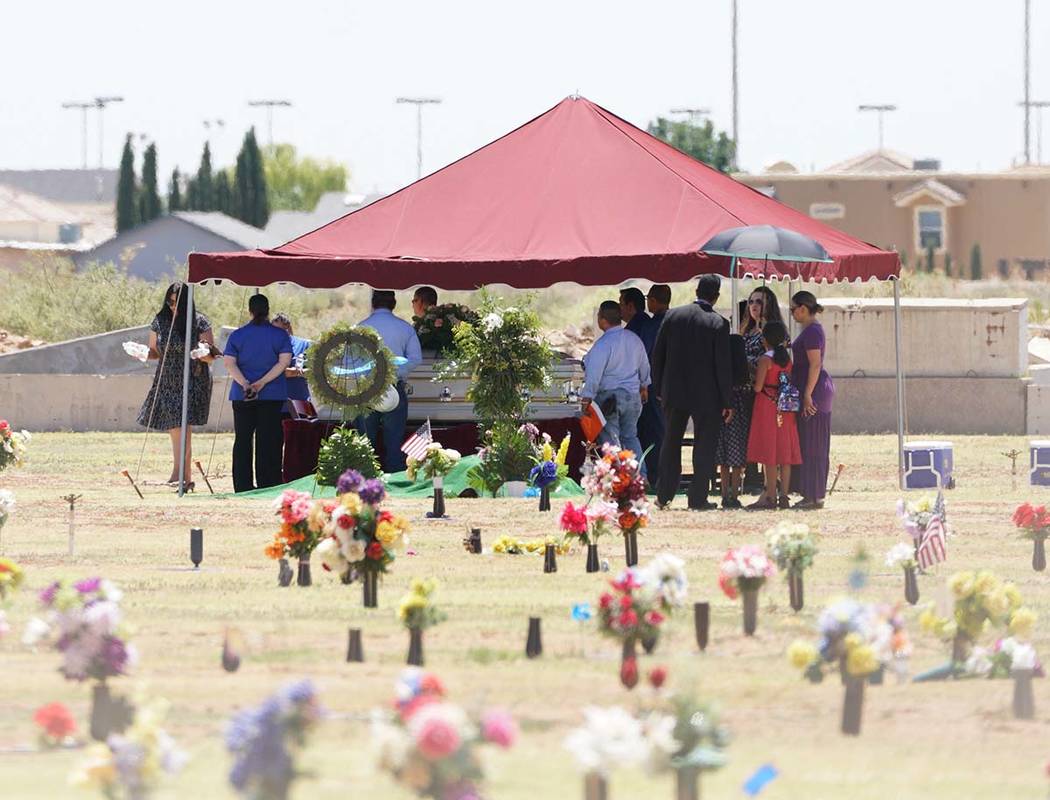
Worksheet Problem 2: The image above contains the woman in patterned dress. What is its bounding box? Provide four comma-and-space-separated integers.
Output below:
136, 282, 215, 485
716, 286, 784, 508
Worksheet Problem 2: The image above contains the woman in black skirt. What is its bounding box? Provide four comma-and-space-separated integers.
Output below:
136, 282, 215, 486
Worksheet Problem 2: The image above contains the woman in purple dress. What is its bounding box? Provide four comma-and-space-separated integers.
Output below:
790, 291, 835, 510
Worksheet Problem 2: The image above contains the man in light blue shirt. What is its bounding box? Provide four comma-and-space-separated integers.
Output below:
358, 290, 423, 472
581, 300, 650, 462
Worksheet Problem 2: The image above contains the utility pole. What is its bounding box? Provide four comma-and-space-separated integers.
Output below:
670, 106, 711, 126
92, 96, 123, 169
396, 97, 442, 180
247, 100, 292, 147
61, 101, 93, 169
731, 0, 739, 159
1019, 100, 1050, 163
858, 104, 897, 152
1024, 0, 1032, 164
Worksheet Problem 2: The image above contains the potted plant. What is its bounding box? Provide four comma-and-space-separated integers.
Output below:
765, 521, 818, 612
315, 427, 382, 487
467, 423, 538, 498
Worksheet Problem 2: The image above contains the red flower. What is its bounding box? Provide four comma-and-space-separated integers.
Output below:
599, 593, 613, 610
559, 502, 588, 535
337, 514, 354, 529
34, 703, 76, 740
648, 666, 668, 689
620, 656, 639, 689
1014, 503, 1036, 528
619, 595, 633, 610
618, 609, 638, 628
420, 672, 446, 697
618, 512, 638, 530
0, 420, 9, 431
378, 510, 394, 523
645, 610, 665, 626
366, 542, 385, 560
718, 572, 738, 600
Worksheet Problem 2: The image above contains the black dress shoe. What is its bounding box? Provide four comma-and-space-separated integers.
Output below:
721, 497, 742, 510
687, 501, 717, 511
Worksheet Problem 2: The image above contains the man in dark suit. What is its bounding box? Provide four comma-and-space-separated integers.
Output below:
651, 274, 733, 510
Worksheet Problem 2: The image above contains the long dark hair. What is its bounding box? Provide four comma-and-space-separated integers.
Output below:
742, 286, 784, 335
791, 290, 824, 315
248, 293, 270, 325
157, 281, 189, 328
762, 321, 790, 367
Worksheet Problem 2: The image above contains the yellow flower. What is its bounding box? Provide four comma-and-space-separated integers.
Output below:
70, 744, 118, 789
397, 594, 426, 621
948, 571, 975, 599
340, 492, 362, 515
846, 644, 879, 676
376, 521, 400, 547
787, 639, 818, 670
556, 434, 571, 466
919, 606, 949, 637
542, 442, 553, 461
843, 632, 863, 651
1004, 583, 1023, 609
1009, 607, 1038, 639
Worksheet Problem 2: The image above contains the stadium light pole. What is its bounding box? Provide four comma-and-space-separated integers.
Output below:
858, 104, 897, 152
396, 97, 442, 180
61, 101, 93, 168
670, 107, 711, 126
1024, 0, 1032, 164
731, 0, 739, 159
1020, 100, 1050, 163
93, 96, 124, 168
247, 100, 292, 147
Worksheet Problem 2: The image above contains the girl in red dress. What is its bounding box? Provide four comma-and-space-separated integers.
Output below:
746, 321, 801, 510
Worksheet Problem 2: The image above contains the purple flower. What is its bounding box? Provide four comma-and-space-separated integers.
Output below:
75, 577, 102, 594
337, 469, 364, 495
444, 780, 481, 800
529, 460, 558, 488
39, 581, 60, 607
359, 479, 386, 506
100, 635, 131, 677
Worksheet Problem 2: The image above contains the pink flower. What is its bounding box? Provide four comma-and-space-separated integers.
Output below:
645, 610, 664, 626
481, 710, 517, 749
414, 714, 461, 760
559, 502, 588, 535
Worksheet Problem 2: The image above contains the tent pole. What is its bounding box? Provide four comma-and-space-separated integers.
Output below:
178, 283, 194, 497
893, 278, 905, 490
730, 256, 738, 330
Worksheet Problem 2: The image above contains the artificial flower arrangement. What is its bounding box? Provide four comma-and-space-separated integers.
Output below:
916, 570, 1038, 679
764, 521, 818, 611
73, 696, 185, 799
563, 670, 729, 800
0, 419, 30, 472
372, 668, 517, 800
413, 302, 479, 354
581, 444, 650, 566
398, 578, 447, 667
717, 545, 776, 636
406, 443, 462, 482
25, 578, 136, 683
266, 490, 326, 586
315, 469, 410, 607
0, 555, 24, 601
560, 499, 618, 572
226, 680, 321, 800
1012, 501, 1049, 571
885, 542, 921, 604
529, 432, 571, 509
490, 534, 570, 556
598, 556, 688, 687
786, 598, 910, 735
34, 702, 77, 749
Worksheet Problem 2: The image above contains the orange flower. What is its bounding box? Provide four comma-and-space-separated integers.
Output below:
264, 540, 285, 559
618, 449, 635, 460
619, 512, 638, 529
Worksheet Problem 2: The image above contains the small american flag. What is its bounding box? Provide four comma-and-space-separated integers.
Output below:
400, 419, 433, 461
917, 514, 947, 570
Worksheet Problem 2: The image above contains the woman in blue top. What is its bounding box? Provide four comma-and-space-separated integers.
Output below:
223, 294, 293, 492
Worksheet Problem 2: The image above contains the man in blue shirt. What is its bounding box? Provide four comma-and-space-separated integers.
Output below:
619, 287, 656, 354
582, 301, 650, 462
272, 312, 311, 416
358, 290, 423, 472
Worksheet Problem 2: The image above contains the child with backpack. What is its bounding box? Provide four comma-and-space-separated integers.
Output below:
745, 321, 801, 510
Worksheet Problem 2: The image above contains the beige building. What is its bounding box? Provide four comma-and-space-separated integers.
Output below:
738, 151, 1050, 278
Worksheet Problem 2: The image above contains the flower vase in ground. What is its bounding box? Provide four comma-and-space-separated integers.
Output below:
362, 570, 379, 608
1012, 668, 1035, 719
89, 683, 133, 742
741, 586, 759, 636
904, 565, 920, 605
586, 543, 600, 573
841, 675, 865, 736
676, 766, 700, 800
406, 627, 424, 666
296, 556, 311, 587
788, 569, 804, 612
584, 773, 608, 800
694, 602, 709, 652
623, 530, 638, 567
1033, 537, 1047, 572
539, 485, 551, 511
641, 630, 659, 655
1012, 503, 1050, 571
620, 637, 639, 689
427, 476, 447, 519
277, 558, 293, 587
543, 543, 558, 573
526, 617, 543, 658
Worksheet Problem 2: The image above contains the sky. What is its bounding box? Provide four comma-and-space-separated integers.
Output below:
2, 0, 1047, 196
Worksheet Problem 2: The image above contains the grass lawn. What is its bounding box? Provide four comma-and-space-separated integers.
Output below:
0, 432, 1048, 799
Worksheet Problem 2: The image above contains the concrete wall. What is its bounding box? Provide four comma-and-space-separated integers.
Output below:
821, 298, 1027, 378
0, 221, 62, 243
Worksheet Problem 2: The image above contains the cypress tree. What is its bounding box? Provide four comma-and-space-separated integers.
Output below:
196, 142, 214, 211
970, 243, 983, 280
115, 134, 138, 233
944, 252, 953, 277
168, 167, 183, 212
215, 170, 232, 214
140, 143, 161, 221
925, 244, 936, 273
186, 177, 199, 212
233, 127, 270, 227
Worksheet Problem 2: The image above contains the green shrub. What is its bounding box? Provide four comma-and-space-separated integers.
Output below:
467, 422, 538, 497
315, 427, 381, 486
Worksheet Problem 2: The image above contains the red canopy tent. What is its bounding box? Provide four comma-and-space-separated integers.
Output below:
188, 96, 898, 288
180, 96, 908, 495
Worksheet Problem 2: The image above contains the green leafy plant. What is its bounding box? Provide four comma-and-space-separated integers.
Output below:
316, 427, 381, 486
467, 423, 538, 497
437, 294, 553, 423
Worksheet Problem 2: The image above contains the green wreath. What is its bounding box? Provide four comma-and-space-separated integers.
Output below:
307, 324, 397, 419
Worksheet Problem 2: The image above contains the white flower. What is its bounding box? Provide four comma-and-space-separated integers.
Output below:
99, 580, 123, 603
315, 537, 346, 572
371, 710, 413, 771
885, 542, 915, 569
83, 601, 121, 635
0, 489, 15, 517
22, 616, 50, 647
481, 313, 504, 332
964, 646, 993, 677
343, 539, 366, 562
1010, 642, 1039, 671
640, 712, 680, 774
639, 553, 688, 609
563, 706, 645, 776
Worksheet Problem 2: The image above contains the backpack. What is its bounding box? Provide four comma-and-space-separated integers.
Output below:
776, 371, 801, 413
